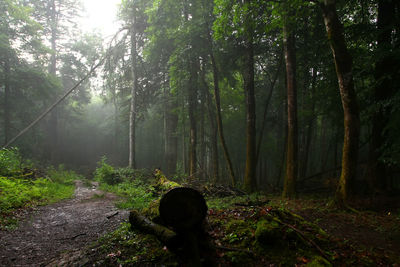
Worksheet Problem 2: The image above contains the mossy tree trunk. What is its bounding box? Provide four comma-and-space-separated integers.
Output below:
282, 20, 298, 199
320, 0, 360, 205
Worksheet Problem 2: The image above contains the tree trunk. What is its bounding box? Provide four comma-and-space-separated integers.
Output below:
188, 59, 198, 177
48, 0, 59, 164
256, 53, 282, 165
368, 0, 396, 193
207, 44, 235, 186
129, 20, 137, 169
129, 210, 179, 247
243, 0, 257, 192
201, 65, 219, 182
164, 77, 178, 176
300, 67, 317, 180
282, 22, 298, 199
3, 58, 10, 145
320, 0, 360, 205
199, 83, 206, 180
181, 98, 188, 173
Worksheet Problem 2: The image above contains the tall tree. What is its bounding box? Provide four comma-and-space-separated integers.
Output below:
282, 17, 298, 198
0, 0, 43, 145
319, 0, 360, 205
242, 0, 257, 192
202, 0, 236, 185
129, 14, 137, 169
367, 0, 397, 192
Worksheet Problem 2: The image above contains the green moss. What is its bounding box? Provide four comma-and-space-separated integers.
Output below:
254, 219, 281, 246
142, 199, 160, 218
224, 219, 255, 246
224, 251, 252, 265
306, 255, 332, 266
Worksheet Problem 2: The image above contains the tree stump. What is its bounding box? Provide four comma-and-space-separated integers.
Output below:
159, 187, 208, 232
129, 187, 215, 266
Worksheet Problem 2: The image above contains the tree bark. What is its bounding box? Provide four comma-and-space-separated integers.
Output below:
282, 21, 298, 199
199, 81, 206, 180
163, 77, 178, 176
188, 58, 198, 177
300, 67, 317, 180
320, 0, 360, 205
3, 58, 11, 145
129, 210, 178, 246
201, 63, 219, 182
368, 0, 396, 193
256, 53, 282, 165
129, 19, 137, 169
243, 0, 257, 192
207, 42, 235, 187
207, 91, 219, 182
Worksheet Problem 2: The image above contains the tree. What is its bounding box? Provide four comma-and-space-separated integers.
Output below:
242, 0, 257, 192
129, 14, 138, 169
282, 15, 298, 199
31, 0, 83, 163
367, 0, 397, 192
201, 0, 235, 185
319, 0, 360, 205
0, 0, 44, 145
213, 0, 259, 191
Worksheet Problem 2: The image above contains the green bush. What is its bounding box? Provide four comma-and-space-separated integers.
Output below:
0, 148, 22, 176
47, 165, 80, 185
94, 156, 121, 185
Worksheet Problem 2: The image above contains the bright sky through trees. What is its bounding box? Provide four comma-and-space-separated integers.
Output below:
80, 0, 121, 38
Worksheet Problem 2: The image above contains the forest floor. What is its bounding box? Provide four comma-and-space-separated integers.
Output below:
1, 177, 400, 266
0, 180, 129, 266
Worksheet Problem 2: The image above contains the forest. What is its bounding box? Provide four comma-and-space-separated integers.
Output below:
1, 0, 400, 266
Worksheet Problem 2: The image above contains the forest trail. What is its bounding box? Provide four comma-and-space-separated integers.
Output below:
0, 180, 129, 266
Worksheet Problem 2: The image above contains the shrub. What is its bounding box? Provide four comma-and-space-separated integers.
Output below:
94, 156, 121, 185
0, 148, 22, 176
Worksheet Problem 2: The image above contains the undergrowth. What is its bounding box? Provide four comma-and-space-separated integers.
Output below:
0, 148, 79, 229
94, 157, 157, 210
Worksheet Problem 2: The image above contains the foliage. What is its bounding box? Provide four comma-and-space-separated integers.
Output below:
93, 158, 157, 209
0, 176, 74, 213
0, 169, 77, 229
0, 148, 22, 176
0, 149, 80, 229
94, 156, 119, 185
100, 179, 156, 210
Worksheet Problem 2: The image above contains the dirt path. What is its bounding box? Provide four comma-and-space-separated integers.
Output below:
0, 180, 129, 266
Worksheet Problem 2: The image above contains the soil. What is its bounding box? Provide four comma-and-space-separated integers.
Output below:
0, 180, 129, 266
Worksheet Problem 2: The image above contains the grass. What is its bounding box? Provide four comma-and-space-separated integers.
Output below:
94, 157, 157, 210
99, 180, 156, 210
0, 148, 80, 230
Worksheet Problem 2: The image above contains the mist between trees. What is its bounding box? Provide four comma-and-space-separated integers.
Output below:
1, 0, 399, 204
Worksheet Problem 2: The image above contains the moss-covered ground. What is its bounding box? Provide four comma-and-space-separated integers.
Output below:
80, 192, 399, 266
62, 160, 400, 266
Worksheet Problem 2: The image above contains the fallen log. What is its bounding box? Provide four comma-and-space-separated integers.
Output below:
129, 210, 180, 248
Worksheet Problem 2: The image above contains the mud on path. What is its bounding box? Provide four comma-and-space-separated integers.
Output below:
0, 180, 129, 266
